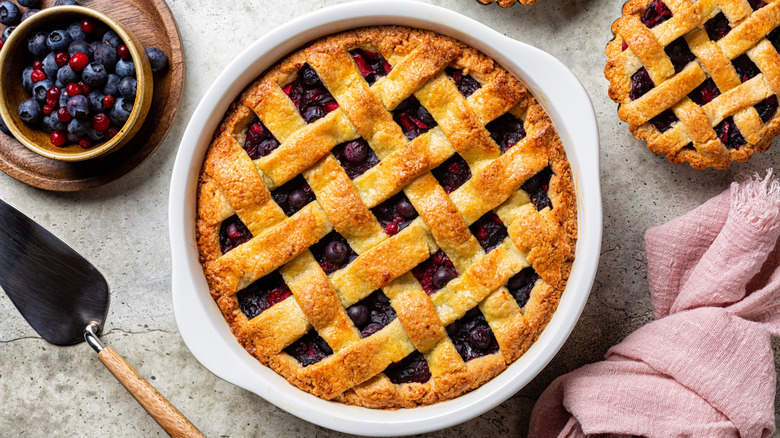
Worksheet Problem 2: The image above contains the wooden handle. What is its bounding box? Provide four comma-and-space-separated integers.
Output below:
97, 346, 206, 438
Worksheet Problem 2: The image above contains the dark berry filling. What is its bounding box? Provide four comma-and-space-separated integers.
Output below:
705, 13, 731, 41
271, 175, 315, 216
486, 113, 526, 153
715, 117, 747, 149
284, 330, 333, 367
507, 267, 539, 308
393, 96, 437, 140
446, 308, 499, 362
688, 78, 720, 105
769, 27, 780, 52
236, 271, 292, 319
664, 37, 695, 73
445, 67, 482, 98
522, 167, 553, 211
756, 95, 778, 123
732, 54, 760, 83
219, 215, 252, 254
244, 116, 280, 159
748, 0, 768, 10
331, 139, 380, 179
621, 40, 629, 51
310, 231, 357, 275
641, 0, 673, 28
629, 68, 654, 101
347, 290, 397, 338
469, 212, 508, 253
650, 109, 679, 132
384, 350, 431, 384
372, 193, 418, 236
432, 154, 471, 194
412, 249, 457, 295
283, 64, 339, 124
350, 49, 391, 85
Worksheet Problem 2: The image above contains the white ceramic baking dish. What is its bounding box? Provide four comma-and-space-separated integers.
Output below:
169, 1, 602, 435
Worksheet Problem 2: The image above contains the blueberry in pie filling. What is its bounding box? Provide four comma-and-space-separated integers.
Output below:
606, 0, 780, 168
196, 26, 576, 408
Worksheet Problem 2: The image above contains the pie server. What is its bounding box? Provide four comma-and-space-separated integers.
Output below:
0, 199, 204, 438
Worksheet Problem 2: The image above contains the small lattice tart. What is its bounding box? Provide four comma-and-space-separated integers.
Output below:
605, 0, 780, 169
196, 26, 577, 409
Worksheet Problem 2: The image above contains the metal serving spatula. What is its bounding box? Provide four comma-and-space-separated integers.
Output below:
0, 199, 204, 438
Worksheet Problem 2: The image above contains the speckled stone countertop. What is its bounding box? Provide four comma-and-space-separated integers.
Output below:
1, 0, 778, 436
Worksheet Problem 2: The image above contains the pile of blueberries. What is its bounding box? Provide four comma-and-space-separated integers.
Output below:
0, 0, 168, 148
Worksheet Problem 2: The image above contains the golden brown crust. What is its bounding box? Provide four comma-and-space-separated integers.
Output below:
605, 0, 780, 169
195, 26, 576, 409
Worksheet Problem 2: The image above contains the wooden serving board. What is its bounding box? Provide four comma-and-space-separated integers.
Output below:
0, 0, 184, 191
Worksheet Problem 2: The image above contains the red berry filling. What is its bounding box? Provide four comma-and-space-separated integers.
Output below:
384, 350, 431, 384
446, 308, 499, 362
715, 117, 746, 149
237, 271, 292, 319
756, 95, 778, 123
732, 54, 760, 83
270, 175, 315, 217
310, 231, 357, 275
688, 78, 720, 105
641, 0, 673, 28
243, 116, 280, 159
469, 212, 508, 253
507, 267, 539, 308
705, 13, 731, 41
412, 249, 457, 295
522, 167, 554, 211
769, 27, 780, 51
445, 67, 481, 98
431, 154, 471, 194
649, 109, 679, 132
331, 138, 379, 179
371, 193, 418, 237
219, 214, 252, 254
486, 113, 526, 153
284, 330, 333, 367
664, 37, 695, 73
629, 67, 654, 101
347, 290, 397, 338
284, 64, 339, 124
393, 96, 437, 140
350, 49, 392, 85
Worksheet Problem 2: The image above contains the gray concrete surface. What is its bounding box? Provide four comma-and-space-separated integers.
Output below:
1, 0, 778, 436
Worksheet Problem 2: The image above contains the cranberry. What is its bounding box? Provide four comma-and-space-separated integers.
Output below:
469, 212, 508, 252
688, 78, 720, 105
78, 81, 91, 95
105, 127, 119, 140
393, 96, 436, 140
46, 97, 58, 107
237, 271, 292, 319
66, 82, 82, 96
46, 86, 61, 101
350, 49, 392, 85
384, 351, 431, 384
92, 113, 110, 131
218, 215, 252, 254
30, 69, 46, 82
715, 117, 746, 149
57, 107, 71, 122
629, 67, 654, 100
55, 52, 69, 67
431, 154, 471, 193
243, 117, 279, 159
384, 222, 399, 235
641, 0, 673, 28
412, 249, 457, 295
445, 67, 481, 97
0, 40, 3, 51
50, 130, 66, 147
42, 104, 54, 115
32, 60, 43, 70
78, 138, 93, 149
81, 19, 96, 34
102, 94, 115, 108
69, 53, 89, 72
621, 40, 628, 51
117, 44, 129, 59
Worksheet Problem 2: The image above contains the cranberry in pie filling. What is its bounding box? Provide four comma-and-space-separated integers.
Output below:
350, 49, 392, 85
371, 193, 418, 236
219, 215, 252, 254
431, 154, 471, 193
412, 249, 458, 295
688, 78, 720, 106
237, 271, 292, 319
284, 63, 339, 123
641, 0, 672, 28
446, 308, 499, 362
393, 96, 437, 140
715, 117, 747, 149
469, 212, 508, 253
384, 351, 431, 384
445, 67, 482, 97
243, 116, 280, 159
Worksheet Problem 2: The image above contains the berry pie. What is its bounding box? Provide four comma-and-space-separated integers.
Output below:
196, 26, 576, 408
476, 0, 541, 7
606, 0, 780, 169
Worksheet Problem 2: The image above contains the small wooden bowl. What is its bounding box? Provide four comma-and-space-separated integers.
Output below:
0, 6, 153, 162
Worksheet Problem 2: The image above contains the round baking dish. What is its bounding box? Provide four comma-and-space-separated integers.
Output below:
169, 1, 602, 435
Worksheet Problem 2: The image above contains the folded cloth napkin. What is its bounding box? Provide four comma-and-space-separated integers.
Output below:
528, 171, 780, 438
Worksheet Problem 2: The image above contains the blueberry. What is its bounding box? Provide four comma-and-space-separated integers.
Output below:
118, 77, 136, 101
115, 58, 135, 78
17, 0, 39, 7
103, 74, 120, 95
145, 47, 168, 72
0, 117, 9, 135
362, 323, 383, 337
432, 266, 457, 290
87, 128, 104, 141
93, 43, 117, 70
82, 63, 108, 88
18, 99, 42, 124
22, 67, 34, 92
68, 40, 92, 59
58, 90, 70, 108
325, 241, 348, 264
87, 90, 104, 111
66, 21, 86, 42
109, 97, 132, 124
396, 198, 416, 220
56, 65, 78, 86
343, 140, 367, 163
28, 31, 49, 58
347, 304, 369, 327
20, 9, 38, 22
66, 94, 90, 118
303, 105, 325, 123
54, 0, 78, 5
67, 118, 89, 136
42, 52, 60, 79
302, 66, 319, 86
0, 1, 20, 26
46, 29, 72, 52
66, 132, 80, 143
287, 189, 308, 211
102, 31, 121, 48
1, 25, 14, 43
32, 79, 53, 103
469, 327, 491, 350
41, 113, 65, 133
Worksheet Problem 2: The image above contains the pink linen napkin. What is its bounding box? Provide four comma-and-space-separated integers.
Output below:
528, 171, 780, 438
